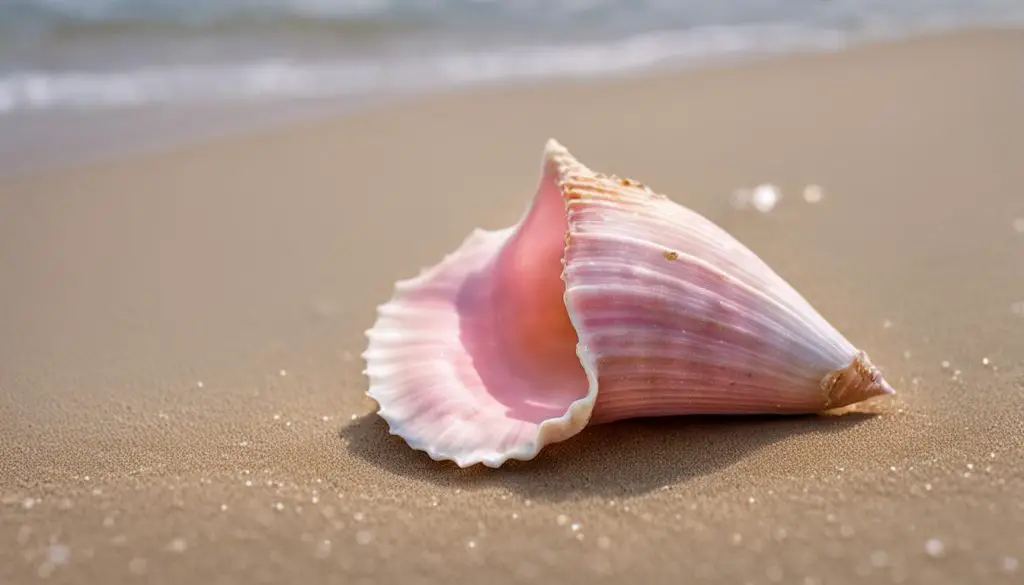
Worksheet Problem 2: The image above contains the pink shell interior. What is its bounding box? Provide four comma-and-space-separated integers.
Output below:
362, 146, 595, 467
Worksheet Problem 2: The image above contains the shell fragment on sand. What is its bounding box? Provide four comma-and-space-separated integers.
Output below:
361, 139, 894, 468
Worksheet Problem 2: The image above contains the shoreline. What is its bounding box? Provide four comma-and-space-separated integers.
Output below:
0, 24, 1016, 180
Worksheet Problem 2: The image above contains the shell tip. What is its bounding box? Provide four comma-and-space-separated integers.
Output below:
541, 137, 593, 179
821, 351, 896, 410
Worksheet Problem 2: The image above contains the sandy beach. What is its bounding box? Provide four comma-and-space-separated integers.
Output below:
2, 27, 1023, 585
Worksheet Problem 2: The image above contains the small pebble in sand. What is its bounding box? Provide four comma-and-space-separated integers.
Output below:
467, 540, 476, 549
751, 184, 781, 213
730, 184, 780, 213
982, 357, 990, 367
883, 319, 893, 329
556, 514, 569, 526
167, 538, 187, 553
23, 497, 36, 510
1013, 218, 1024, 233
903, 350, 912, 360
925, 538, 945, 558
941, 361, 951, 369
220, 504, 228, 512
570, 523, 582, 532
278, 369, 287, 377
273, 502, 284, 512
196, 381, 204, 388
803, 184, 824, 203
1004, 557, 1019, 573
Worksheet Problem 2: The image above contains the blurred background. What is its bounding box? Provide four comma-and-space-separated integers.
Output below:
2, 0, 1022, 174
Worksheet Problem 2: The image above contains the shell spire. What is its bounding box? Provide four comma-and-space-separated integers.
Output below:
361, 139, 894, 468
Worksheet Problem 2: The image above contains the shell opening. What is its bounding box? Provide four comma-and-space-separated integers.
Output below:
361, 139, 597, 467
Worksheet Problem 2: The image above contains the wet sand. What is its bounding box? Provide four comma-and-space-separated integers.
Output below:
2, 27, 1023, 585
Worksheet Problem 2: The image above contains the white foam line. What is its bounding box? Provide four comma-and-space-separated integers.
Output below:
0, 24, 850, 115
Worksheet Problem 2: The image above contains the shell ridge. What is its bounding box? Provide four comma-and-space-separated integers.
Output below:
563, 176, 849, 353
563, 228, 849, 368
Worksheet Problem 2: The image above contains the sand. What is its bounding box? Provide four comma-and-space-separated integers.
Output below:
2, 27, 1023, 585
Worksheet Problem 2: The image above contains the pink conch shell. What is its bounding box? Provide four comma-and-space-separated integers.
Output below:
362, 139, 894, 468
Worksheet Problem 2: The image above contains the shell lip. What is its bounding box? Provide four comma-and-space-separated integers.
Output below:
361, 232, 598, 468
358, 139, 608, 468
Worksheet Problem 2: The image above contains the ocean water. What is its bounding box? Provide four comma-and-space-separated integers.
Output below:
2, 0, 1022, 173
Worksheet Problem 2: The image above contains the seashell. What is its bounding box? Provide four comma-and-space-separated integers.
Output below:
361, 139, 894, 468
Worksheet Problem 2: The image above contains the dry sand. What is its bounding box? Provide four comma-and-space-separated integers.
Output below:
2, 27, 1023, 585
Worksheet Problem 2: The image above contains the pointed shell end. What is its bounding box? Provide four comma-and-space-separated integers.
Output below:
542, 137, 594, 180
821, 351, 896, 410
